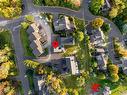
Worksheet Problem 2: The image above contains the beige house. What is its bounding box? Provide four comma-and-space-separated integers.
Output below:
27, 23, 47, 57
53, 15, 75, 32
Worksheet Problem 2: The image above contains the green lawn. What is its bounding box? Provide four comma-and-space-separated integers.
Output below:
18, 82, 24, 95
62, 75, 86, 94
0, 30, 12, 49
20, 23, 35, 57
111, 85, 127, 95
26, 69, 35, 91
63, 75, 78, 89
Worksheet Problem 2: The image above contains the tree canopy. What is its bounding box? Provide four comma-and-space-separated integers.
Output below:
24, 60, 40, 69
110, 74, 119, 82
89, 0, 104, 15
108, 64, 119, 74
91, 17, 104, 28
0, 0, 22, 18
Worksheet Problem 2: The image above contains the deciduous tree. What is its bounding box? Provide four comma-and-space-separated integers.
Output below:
24, 60, 40, 69
91, 18, 104, 28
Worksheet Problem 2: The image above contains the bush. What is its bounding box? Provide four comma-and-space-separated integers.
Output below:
98, 73, 106, 80
110, 74, 119, 82
91, 17, 104, 28
101, 23, 111, 33
89, 0, 104, 15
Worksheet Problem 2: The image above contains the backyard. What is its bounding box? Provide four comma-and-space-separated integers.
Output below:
20, 22, 35, 57
0, 29, 12, 49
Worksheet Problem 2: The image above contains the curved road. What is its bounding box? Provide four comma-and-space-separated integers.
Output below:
0, 0, 123, 95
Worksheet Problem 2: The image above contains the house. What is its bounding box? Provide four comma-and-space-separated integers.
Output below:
61, 36, 75, 46
103, 86, 111, 95
47, 58, 70, 74
26, 23, 39, 34
53, 36, 75, 53
87, 24, 108, 70
96, 48, 105, 53
30, 40, 42, 49
121, 58, 127, 75
29, 32, 41, 41
26, 23, 47, 57
48, 56, 79, 75
89, 29, 106, 47
34, 75, 47, 95
96, 53, 107, 70
53, 15, 75, 32
66, 56, 80, 75
53, 46, 65, 53
101, 0, 111, 14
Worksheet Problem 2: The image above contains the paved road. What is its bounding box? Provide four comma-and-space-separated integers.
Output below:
0, 0, 123, 94
11, 27, 30, 95
83, 0, 123, 63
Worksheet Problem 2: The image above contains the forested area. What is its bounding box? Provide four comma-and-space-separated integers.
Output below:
0, 29, 18, 95
34, 0, 81, 10
0, 0, 22, 18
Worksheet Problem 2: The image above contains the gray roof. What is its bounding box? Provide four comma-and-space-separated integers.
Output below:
26, 23, 39, 34
30, 40, 42, 49
89, 28, 105, 47
26, 22, 48, 57
53, 15, 75, 31
33, 47, 44, 57
121, 58, 127, 75
34, 75, 45, 95
30, 40, 44, 56
60, 37, 75, 45
29, 32, 41, 42
96, 54, 107, 70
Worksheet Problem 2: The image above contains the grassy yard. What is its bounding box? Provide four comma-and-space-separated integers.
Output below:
111, 85, 127, 95
18, 82, 24, 95
62, 75, 86, 94
26, 69, 35, 91
63, 75, 78, 89
20, 22, 35, 57
0, 30, 12, 49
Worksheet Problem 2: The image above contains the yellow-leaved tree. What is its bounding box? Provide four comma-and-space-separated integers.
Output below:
91, 17, 104, 29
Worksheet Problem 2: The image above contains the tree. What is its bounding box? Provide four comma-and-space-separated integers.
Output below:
76, 31, 84, 42
63, 46, 79, 56
101, 23, 111, 33
25, 15, 34, 22
0, 0, 22, 18
0, 81, 16, 95
76, 76, 85, 87
108, 64, 119, 74
110, 74, 119, 82
0, 61, 14, 79
98, 73, 106, 80
59, 87, 68, 95
72, 89, 79, 95
24, 60, 40, 69
91, 18, 104, 28
109, 7, 118, 18
21, 22, 29, 29
89, 0, 104, 15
